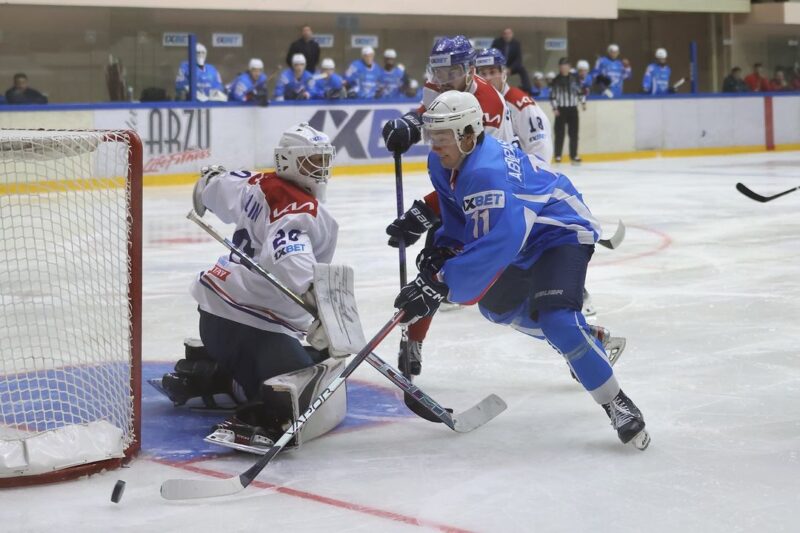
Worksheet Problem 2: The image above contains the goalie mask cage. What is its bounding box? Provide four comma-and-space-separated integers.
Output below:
0, 129, 142, 487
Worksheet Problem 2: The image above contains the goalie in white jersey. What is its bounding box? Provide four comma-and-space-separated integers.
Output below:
160, 123, 348, 453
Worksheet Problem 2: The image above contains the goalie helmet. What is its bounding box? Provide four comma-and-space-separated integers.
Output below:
429, 35, 476, 88
422, 90, 483, 155
274, 123, 336, 201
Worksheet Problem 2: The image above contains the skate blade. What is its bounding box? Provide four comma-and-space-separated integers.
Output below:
606, 337, 627, 366
629, 429, 650, 451
440, 302, 464, 312
204, 429, 275, 455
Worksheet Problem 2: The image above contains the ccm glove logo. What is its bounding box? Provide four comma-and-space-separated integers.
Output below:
415, 277, 445, 302
462, 190, 505, 214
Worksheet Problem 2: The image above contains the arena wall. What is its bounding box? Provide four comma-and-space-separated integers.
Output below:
1, 94, 797, 183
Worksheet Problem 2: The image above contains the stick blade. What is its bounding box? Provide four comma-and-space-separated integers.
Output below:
736, 182, 768, 202
451, 394, 507, 433
598, 220, 625, 249
160, 475, 245, 501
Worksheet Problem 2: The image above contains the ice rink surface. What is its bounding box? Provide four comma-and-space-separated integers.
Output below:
5, 151, 799, 532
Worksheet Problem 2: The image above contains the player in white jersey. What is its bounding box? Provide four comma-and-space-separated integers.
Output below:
475, 48, 553, 164
159, 123, 347, 452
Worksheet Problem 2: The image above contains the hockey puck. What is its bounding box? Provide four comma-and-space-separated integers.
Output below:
110, 480, 126, 503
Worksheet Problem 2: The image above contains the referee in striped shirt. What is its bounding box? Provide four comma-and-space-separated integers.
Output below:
550, 57, 586, 164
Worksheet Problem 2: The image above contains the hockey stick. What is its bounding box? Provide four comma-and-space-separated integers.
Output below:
393, 151, 414, 380
598, 219, 625, 249
186, 210, 506, 430
736, 182, 800, 203
161, 310, 406, 500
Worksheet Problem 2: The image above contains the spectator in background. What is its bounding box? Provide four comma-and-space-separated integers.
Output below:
5, 73, 47, 104
722, 67, 748, 93
175, 43, 227, 101
769, 68, 790, 92
286, 25, 320, 73
274, 54, 313, 101
491, 28, 531, 94
550, 58, 585, 164
744, 63, 770, 92
227, 58, 268, 104
310, 58, 345, 100
345, 46, 381, 99
788, 64, 800, 90
576, 60, 592, 94
378, 49, 407, 98
403, 78, 422, 99
593, 44, 631, 97
531, 71, 548, 99
642, 48, 672, 95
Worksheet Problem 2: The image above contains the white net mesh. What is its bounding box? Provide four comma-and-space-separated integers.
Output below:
0, 130, 137, 478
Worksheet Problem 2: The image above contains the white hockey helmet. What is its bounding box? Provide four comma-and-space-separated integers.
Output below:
421, 90, 483, 155
384, 48, 397, 59
655, 48, 668, 59
321, 57, 335, 70
291, 53, 307, 66
608, 43, 620, 54
274, 123, 336, 201
576, 59, 590, 71
196, 43, 207, 66
249, 58, 264, 70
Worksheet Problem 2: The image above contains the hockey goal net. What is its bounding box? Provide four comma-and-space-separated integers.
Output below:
0, 129, 142, 486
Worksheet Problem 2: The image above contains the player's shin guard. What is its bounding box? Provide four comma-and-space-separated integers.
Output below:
538, 308, 619, 405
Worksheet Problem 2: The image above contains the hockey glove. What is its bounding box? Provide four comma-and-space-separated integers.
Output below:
416, 246, 457, 274
394, 270, 448, 324
192, 165, 227, 216
382, 112, 423, 154
386, 199, 440, 248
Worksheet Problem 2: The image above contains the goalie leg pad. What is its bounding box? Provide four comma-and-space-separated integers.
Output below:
205, 358, 347, 454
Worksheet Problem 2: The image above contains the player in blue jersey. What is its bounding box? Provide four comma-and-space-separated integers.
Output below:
175, 43, 227, 101
378, 49, 406, 98
642, 48, 672, 95
310, 58, 345, 100
344, 46, 382, 99
274, 54, 313, 101
392, 90, 650, 450
227, 58, 268, 104
593, 44, 631, 97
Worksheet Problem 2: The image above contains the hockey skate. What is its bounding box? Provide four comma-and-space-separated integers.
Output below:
398, 337, 423, 378
602, 389, 650, 450
569, 325, 627, 382
582, 288, 596, 317
204, 416, 280, 455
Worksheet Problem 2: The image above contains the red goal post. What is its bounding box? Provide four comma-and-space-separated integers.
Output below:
0, 129, 142, 487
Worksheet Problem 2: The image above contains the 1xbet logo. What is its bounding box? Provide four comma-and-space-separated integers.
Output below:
462, 190, 505, 214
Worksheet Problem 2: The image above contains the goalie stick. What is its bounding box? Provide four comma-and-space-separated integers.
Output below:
186, 210, 506, 431
161, 311, 405, 500
736, 182, 800, 203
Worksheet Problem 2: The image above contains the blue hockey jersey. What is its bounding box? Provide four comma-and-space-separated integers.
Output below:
642, 63, 671, 95
310, 72, 345, 99
227, 71, 268, 102
344, 59, 381, 99
593, 56, 631, 97
175, 62, 225, 98
274, 69, 313, 101
429, 136, 600, 304
379, 65, 406, 98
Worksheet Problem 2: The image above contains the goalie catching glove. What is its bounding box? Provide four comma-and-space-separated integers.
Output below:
386, 199, 440, 248
192, 165, 227, 216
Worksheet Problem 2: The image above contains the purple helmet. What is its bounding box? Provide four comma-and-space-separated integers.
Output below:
475, 48, 506, 68
429, 35, 476, 69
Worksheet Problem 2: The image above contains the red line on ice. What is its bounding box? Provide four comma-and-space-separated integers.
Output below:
149, 457, 474, 533
592, 223, 673, 267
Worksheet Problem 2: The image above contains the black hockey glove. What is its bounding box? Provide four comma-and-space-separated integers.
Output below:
382, 111, 422, 154
386, 199, 440, 248
394, 270, 448, 323
416, 246, 457, 274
